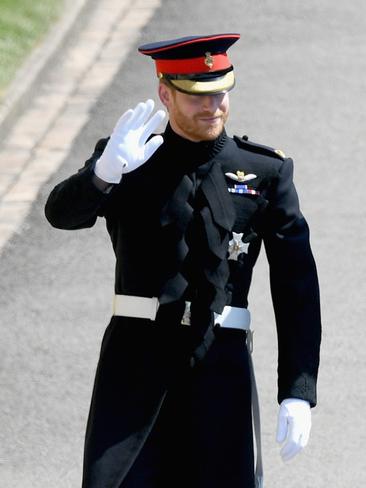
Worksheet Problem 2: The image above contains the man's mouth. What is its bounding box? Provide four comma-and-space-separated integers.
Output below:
198, 115, 222, 123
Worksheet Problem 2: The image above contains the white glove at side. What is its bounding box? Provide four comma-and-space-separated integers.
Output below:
94, 99, 166, 183
276, 398, 311, 462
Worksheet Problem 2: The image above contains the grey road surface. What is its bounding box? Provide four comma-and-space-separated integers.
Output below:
1, 0, 365, 486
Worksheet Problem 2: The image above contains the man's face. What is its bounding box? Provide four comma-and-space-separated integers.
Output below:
159, 83, 230, 142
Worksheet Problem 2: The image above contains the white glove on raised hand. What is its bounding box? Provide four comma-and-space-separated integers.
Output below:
94, 99, 166, 184
276, 398, 311, 462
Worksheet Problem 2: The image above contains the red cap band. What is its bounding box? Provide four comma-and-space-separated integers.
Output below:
155, 53, 231, 75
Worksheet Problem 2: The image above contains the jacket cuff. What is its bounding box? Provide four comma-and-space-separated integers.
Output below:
78, 161, 114, 198
278, 373, 317, 408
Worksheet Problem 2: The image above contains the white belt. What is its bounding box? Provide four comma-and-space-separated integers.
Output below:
113, 294, 250, 331
214, 305, 251, 330
113, 294, 159, 320
112, 293, 262, 486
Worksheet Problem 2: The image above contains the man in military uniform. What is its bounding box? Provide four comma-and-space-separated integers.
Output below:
45, 33, 321, 488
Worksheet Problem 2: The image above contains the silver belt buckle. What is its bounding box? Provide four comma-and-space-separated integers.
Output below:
181, 301, 191, 325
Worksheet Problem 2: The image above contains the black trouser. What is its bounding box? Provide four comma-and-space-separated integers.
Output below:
120, 327, 255, 488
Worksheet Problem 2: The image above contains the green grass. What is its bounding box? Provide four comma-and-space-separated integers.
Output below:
0, 0, 64, 98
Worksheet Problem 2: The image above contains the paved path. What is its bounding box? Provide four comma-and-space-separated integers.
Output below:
0, 0, 161, 255
0, 0, 366, 486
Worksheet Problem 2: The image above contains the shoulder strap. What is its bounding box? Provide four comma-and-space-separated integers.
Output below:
233, 135, 287, 161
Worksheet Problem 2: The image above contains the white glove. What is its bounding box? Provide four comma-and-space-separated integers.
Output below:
276, 398, 311, 462
94, 99, 166, 183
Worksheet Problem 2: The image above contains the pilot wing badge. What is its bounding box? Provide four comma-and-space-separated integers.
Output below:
226, 171, 260, 195
225, 170, 256, 182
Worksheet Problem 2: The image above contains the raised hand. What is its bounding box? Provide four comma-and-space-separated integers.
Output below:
94, 99, 166, 183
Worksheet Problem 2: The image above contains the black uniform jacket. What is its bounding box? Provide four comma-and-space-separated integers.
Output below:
45, 124, 321, 487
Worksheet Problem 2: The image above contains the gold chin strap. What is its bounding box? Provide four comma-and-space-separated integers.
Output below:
169, 70, 235, 95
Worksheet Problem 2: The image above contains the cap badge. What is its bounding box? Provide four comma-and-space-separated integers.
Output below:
204, 52, 214, 69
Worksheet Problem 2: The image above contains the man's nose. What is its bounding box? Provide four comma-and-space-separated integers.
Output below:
201, 95, 217, 111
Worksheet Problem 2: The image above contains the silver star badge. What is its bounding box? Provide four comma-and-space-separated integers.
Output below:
228, 232, 249, 261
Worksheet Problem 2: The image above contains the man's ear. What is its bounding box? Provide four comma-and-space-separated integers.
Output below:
158, 81, 171, 109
